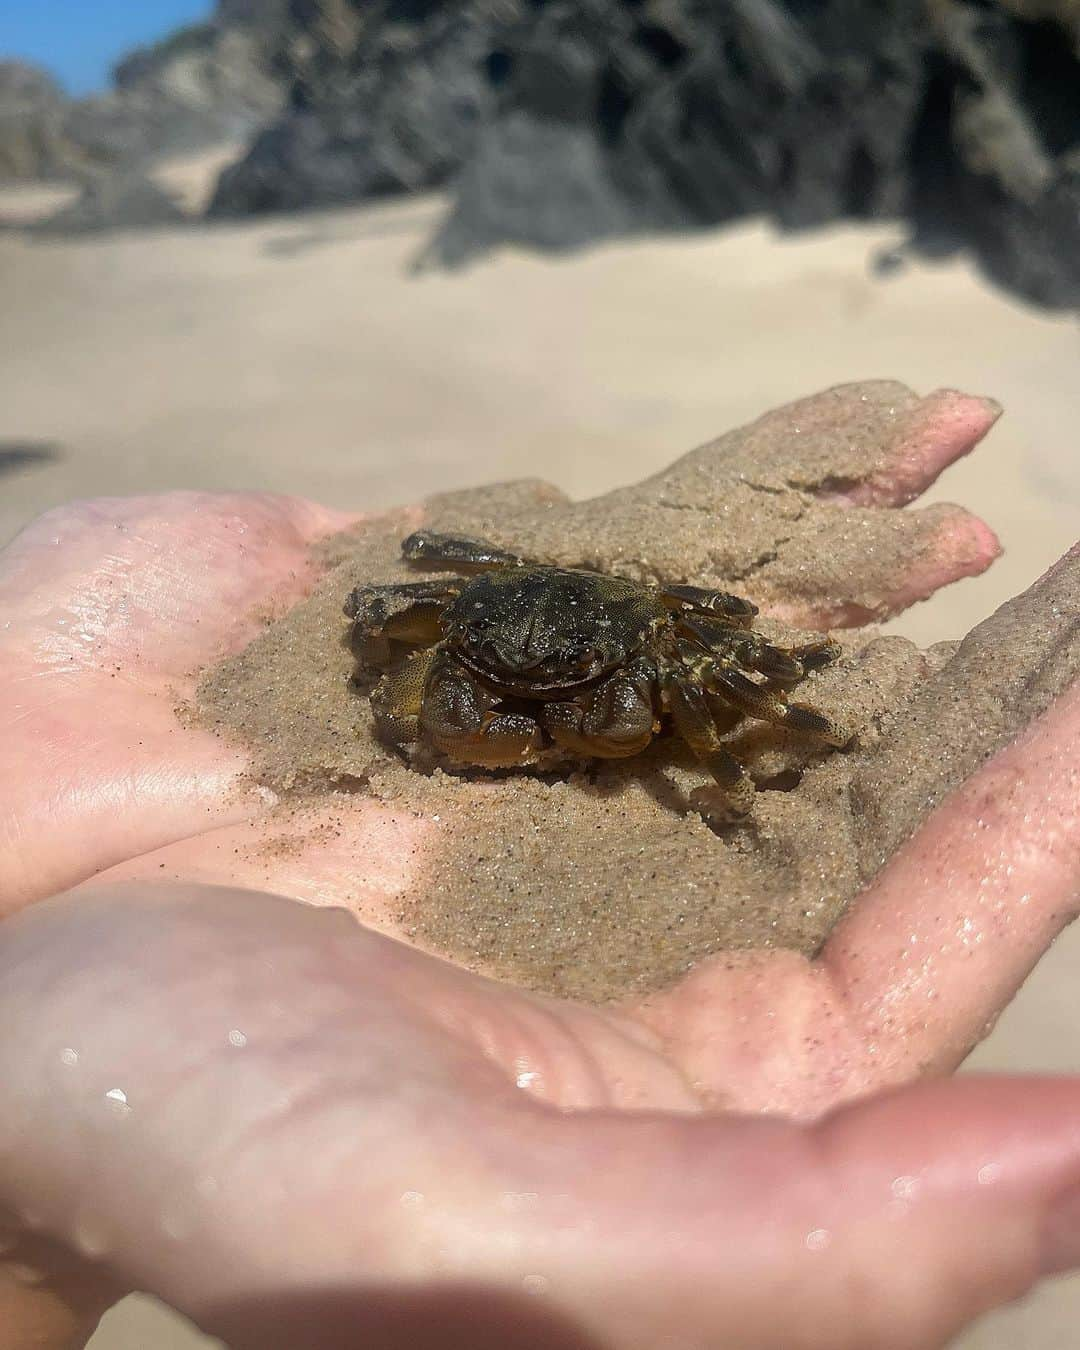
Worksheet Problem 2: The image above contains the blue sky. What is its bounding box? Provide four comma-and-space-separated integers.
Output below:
3, 1, 214, 96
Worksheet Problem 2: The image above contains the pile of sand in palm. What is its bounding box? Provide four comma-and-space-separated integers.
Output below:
194, 382, 1080, 1003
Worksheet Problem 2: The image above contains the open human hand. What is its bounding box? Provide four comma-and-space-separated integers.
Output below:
4, 384, 1080, 1350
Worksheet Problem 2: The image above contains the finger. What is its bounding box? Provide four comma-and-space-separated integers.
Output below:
711, 380, 1000, 504
757, 499, 1000, 628
635, 544, 1080, 1116
545, 1077, 1080, 1350
101, 1078, 1080, 1350
467, 383, 1000, 630
824, 540, 1080, 1082
822, 675, 1080, 1084
6, 889, 1080, 1349
781, 1076, 1080, 1347
816, 387, 1003, 508
852, 539, 1080, 866
478, 482, 998, 632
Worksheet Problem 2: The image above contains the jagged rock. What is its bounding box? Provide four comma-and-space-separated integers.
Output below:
998, 0, 1080, 46
429, 0, 931, 258
912, 0, 1080, 305
207, 5, 501, 216
423, 0, 1080, 307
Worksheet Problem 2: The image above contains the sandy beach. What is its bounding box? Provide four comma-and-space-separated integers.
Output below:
2, 149, 1079, 1347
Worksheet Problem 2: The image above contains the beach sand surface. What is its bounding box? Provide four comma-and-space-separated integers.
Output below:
1, 154, 1078, 1348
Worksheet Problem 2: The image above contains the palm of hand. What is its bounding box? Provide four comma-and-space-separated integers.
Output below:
4, 384, 1080, 1350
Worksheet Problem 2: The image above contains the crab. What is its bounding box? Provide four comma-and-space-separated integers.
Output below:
344, 531, 851, 816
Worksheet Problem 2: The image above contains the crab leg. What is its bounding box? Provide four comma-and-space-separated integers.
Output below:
707, 666, 851, 747
676, 614, 841, 689
344, 578, 460, 622
401, 531, 530, 571
660, 582, 758, 627
664, 678, 756, 817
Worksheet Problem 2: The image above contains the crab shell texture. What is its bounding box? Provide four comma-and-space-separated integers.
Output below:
344, 531, 850, 817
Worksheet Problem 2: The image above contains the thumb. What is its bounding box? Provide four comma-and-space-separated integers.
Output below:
458, 1076, 1080, 1350
3, 886, 1080, 1349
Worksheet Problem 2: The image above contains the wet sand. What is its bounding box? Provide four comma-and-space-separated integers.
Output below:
193, 382, 993, 1003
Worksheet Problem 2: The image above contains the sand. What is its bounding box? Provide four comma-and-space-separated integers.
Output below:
1, 153, 1078, 1346
193, 382, 990, 1003
191, 379, 1080, 1005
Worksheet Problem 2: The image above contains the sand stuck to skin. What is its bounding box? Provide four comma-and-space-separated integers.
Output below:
195, 382, 1080, 1004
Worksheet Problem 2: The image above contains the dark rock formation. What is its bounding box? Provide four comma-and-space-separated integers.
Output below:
200, 0, 1080, 307
424, 114, 635, 265
208, 3, 501, 215
9, 0, 1079, 305
915, 0, 1080, 306
432, 0, 932, 262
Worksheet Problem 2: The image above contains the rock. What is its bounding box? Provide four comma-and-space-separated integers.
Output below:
0, 61, 81, 181
0, 3, 289, 184
65, 18, 286, 170
8, 0, 1080, 307
997, 0, 1080, 47
423, 0, 1080, 308
428, 114, 636, 265
207, 4, 500, 216
424, 0, 932, 259
33, 171, 188, 234
910, 0, 1080, 306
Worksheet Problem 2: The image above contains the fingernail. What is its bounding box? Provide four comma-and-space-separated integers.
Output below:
1040, 1181, 1080, 1275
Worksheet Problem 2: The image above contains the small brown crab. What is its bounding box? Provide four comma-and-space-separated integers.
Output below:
344, 531, 851, 816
